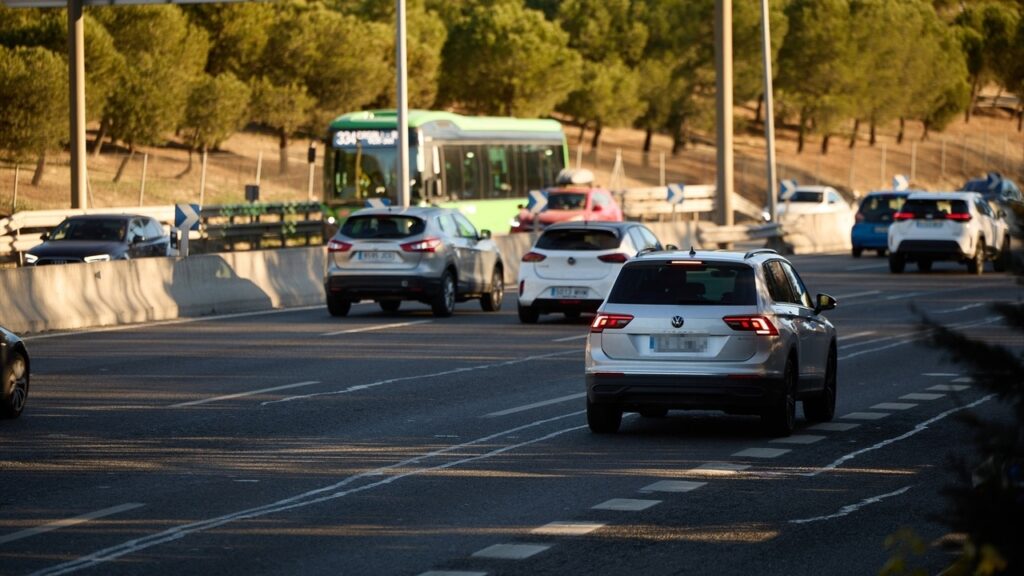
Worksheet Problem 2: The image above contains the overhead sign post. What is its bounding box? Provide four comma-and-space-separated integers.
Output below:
174, 203, 200, 257
396, 0, 410, 208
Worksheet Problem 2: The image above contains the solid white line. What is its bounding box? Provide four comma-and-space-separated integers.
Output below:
838, 316, 1000, 361
23, 306, 324, 341
31, 413, 588, 576
322, 320, 431, 336
170, 381, 321, 408
551, 334, 588, 342
789, 486, 913, 524
834, 289, 882, 299
484, 393, 585, 418
805, 394, 995, 477
686, 462, 751, 476
845, 263, 888, 271
263, 350, 579, 406
837, 331, 876, 342
884, 291, 927, 301
0, 503, 145, 545
934, 302, 987, 314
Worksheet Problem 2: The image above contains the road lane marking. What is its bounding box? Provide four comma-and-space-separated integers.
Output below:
321, 320, 431, 336
31, 413, 587, 576
900, 393, 945, 401
419, 572, 487, 576
686, 462, 750, 476
845, 262, 888, 271
928, 384, 970, 392
640, 480, 707, 493
532, 522, 605, 536
732, 448, 790, 458
834, 289, 881, 298
838, 317, 1001, 361
934, 302, 987, 314
484, 393, 585, 417
472, 544, 550, 560
840, 412, 889, 420
884, 291, 927, 301
592, 498, 661, 511
923, 373, 959, 377
952, 377, 974, 383
170, 381, 321, 408
0, 503, 144, 545
264, 350, 579, 406
789, 486, 913, 524
807, 422, 860, 432
805, 394, 995, 477
771, 434, 826, 445
551, 334, 588, 342
837, 331, 876, 342
871, 402, 917, 410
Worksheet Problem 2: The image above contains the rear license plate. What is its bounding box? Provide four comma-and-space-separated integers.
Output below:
650, 335, 708, 353
551, 286, 589, 298
356, 251, 399, 263
874, 226, 888, 233
916, 221, 942, 228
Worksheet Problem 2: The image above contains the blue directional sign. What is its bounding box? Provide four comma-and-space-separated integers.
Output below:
667, 183, 686, 204
364, 198, 392, 209
779, 179, 798, 198
174, 203, 200, 231
986, 171, 1001, 191
527, 189, 548, 215
892, 174, 909, 192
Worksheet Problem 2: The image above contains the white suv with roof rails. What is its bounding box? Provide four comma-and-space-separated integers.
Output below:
584, 248, 838, 437
887, 191, 1010, 274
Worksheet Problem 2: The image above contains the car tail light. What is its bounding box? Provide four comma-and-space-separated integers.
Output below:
893, 212, 915, 221
855, 212, 864, 222
598, 253, 629, 263
400, 237, 442, 252
522, 251, 546, 262
591, 313, 633, 333
327, 239, 352, 252
723, 315, 779, 336
946, 212, 971, 222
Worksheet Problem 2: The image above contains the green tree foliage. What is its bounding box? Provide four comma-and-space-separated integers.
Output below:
904, 3, 971, 137
439, 0, 581, 117
248, 76, 316, 174
955, 1, 1020, 122
185, 3, 276, 80
182, 72, 251, 159
0, 45, 68, 185
559, 58, 645, 148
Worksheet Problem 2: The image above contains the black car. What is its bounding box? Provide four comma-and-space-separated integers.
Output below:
24, 214, 170, 265
962, 172, 1024, 233
1, 325, 30, 419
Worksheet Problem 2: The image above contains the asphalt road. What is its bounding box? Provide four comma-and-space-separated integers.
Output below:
1, 254, 1021, 576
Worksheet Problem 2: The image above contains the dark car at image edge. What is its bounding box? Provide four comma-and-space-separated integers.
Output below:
1, 325, 30, 419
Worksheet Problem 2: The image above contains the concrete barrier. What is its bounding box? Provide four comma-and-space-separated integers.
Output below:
775, 211, 854, 254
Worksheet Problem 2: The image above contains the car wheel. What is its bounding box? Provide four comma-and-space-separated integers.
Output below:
431, 271, 456, 317
327, 294, 351, 317
917, 259, 932, 273
888, 253, 905, 273
804, 345, 836, 423
480, 268, 504, 312
1, 352, 28, 419
763, 357, 796, 437
639, 408, 668, 418
994, 237, 1011, 272
876, 249, 887, 257
587, 399, 622, 433
379, 300, 401, 313
564, 310, 581, 320
851, 247, 862, 258
517, 303, 539, 324
967, 239, 985, 275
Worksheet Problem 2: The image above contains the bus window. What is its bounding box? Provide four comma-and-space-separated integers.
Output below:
461, 145, 483, 200
442, 146, 462, 201
525, 145, 548, 191
487, 146, 511, 198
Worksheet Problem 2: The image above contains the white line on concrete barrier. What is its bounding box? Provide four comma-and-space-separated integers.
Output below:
322, 320, 431, 336
0, 503, 144, 545
170, 381, 321, 408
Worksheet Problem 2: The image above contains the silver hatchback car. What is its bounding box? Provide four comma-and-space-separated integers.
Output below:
324, 206, 504, 317
585, 248, 838, 436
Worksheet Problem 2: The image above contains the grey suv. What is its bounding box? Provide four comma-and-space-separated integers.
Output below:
584, 249, 838, 436
323, 207, 504, 317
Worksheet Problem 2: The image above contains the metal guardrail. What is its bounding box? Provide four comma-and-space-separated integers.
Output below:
617, 184, 716, 221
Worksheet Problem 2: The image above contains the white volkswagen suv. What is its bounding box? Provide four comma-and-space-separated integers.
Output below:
887, 192, 1010, 274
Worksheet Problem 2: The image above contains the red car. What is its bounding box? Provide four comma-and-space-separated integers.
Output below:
510, 185, 624, 233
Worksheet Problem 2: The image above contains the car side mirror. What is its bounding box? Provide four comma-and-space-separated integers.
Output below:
479, 229, 492, 240
132, 236, 144, 244
814, 293, 837, 314
40, 232, 49, 241
592, 204, 603, 212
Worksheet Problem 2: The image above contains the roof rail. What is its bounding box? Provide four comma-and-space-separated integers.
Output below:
743, 248, 778, 259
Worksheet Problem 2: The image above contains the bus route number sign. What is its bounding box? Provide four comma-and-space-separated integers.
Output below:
334, 130, 399, 148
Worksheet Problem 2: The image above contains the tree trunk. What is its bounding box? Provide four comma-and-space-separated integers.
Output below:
821, 133, 831, 155
755, 94, 763, 124
279, 128, 290, 175
590, 121, 603, 150
671, 118, 686, 155
177, 147, 194, 179
896, 117, 905, 145
869, 121, 877, 147
1018, 104, 1023, 132
849, 119, 860, 148
31, 152, 46, 186
797, 109, 807, 154
643, 127, 653, 153
113, 143, 135, 183
965, 77, 979, 123
92, 117, 109, 157
922, 121, 931, 141
577, 120, 588, 144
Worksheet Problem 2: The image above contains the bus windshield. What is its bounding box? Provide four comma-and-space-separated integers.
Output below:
331, 146, 416, 203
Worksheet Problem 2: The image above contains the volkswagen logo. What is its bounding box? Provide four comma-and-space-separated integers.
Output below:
567, 257, 576, 266
671, 316, 684, 328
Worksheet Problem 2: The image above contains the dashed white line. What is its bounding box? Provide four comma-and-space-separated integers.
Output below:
789, 486, 913, 524
641, 480, 707, 493
771, 434, 826, 445
0, 503, 145, 545
321, 320, 431, 336
170, 381, 321, 408
928, 384, 970, 392
592, 498, 661, 511
686, 462, 751, 476
900, 393, 945, 401
551, 334, 588, 342
834, 289, 882, 297
732, 447, 790, 459
934, 302, 987, 314
884, 291, 927, 301
952, 377, 974, 383
837, 331, 876, 342
531, 522, 605, 536
419, 571, 487, 576
484, 393, 585, 418
807, 422, 860, 432
472, 544, 550, 560
840, 412, 890, 420
922, 373, 959, 377
871, 402, 917, 411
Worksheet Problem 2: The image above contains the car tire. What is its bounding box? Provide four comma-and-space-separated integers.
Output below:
327, 294, 351, 317
888, 253, 905, 273
852, 247, 862, 258
994, 237, 1011, 272
431, 271, 456, 317
480, 268, 504, 312
804, 346, 836, 423
967, 239, 985, 275
917, 259, 932, 273
587, 399, 622, 434
518, 303, 539, 324
639, 408, 668, 418
379, 300, 401, 313
1, 351, 28, 419
763, 357, 796, 437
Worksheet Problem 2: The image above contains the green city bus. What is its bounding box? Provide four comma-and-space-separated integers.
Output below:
324, 110, 568, 233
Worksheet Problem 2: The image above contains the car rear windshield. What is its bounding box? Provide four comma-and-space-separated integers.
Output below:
535, 228, 621, 250
50, 218, 126, 242
546, 192, 587, 210
858, 194, 906, 222
341, 216, 425, 239
902, 199, 968, 218
608, 261, 756, 305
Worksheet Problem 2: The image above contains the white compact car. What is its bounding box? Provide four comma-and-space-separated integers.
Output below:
517, 222, 663, 323
887, 191, 1011, 274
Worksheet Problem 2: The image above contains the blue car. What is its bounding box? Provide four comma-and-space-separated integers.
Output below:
850, 191, 912, 257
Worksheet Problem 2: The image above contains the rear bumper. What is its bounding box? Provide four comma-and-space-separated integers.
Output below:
850, 224, 888, 248
324, 274, 441, 301
893, 239, 969, 261
586, 372, 786, 415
